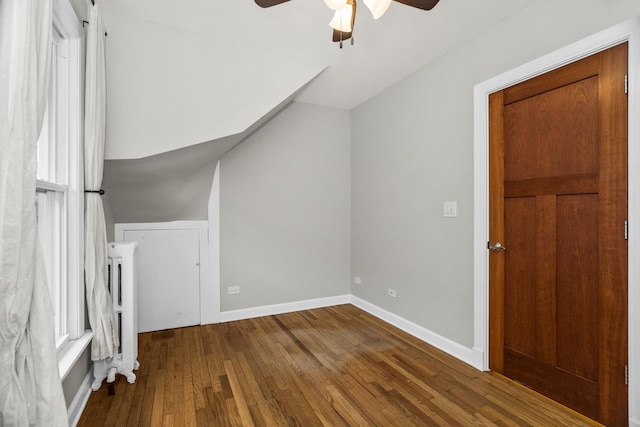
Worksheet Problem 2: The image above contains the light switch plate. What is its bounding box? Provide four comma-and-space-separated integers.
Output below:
444, 201, 457, 218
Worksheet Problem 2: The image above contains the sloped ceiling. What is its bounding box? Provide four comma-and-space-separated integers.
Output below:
101, 0, 537, 110
100, 0, 536, 159
103, 136, 235, 224
99, 0, 537, 226
102, 90, 303, 225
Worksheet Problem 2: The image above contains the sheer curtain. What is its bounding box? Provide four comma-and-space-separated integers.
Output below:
0, 0, 68, 425
84, 4, 118, 370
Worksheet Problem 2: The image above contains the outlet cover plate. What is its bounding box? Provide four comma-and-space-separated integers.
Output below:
444, 201, 457, 218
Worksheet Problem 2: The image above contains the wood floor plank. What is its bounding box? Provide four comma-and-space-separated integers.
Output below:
137, 384, 155, 426
112, 377, 137, 426
77, 304, 604, 426
103, 377, 128, 426
149, 369, 166, 426
223, 359, 255, 426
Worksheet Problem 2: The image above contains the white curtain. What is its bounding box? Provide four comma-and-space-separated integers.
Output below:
0, 0, 68, 426
84, 5, 118, 363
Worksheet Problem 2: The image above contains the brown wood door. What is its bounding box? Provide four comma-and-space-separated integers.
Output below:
488, 43, 628, 426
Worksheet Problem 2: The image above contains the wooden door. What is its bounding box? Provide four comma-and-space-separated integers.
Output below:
488, 43, 628, 426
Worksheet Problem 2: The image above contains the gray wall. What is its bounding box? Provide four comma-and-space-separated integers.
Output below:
103, 137, 240, 228
62, 347, 91, 408
351, 0, 640, 348
220, 102, 351, 311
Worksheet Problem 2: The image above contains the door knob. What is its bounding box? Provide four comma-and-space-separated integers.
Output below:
489, 242, 506, 252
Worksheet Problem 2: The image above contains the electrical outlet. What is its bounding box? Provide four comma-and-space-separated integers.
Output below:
444, 201, 457, 218
388, 288, 397, 298
228, 286, 240, 295
354, 276, 362, 285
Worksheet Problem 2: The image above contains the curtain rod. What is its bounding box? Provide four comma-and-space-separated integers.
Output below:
82, 20, 108, 36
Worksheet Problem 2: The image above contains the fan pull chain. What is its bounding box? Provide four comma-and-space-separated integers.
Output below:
340, 9, 344, 49
339, 34, 354, 49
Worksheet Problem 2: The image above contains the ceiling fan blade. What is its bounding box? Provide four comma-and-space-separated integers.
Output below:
392, 0, 439, 11
254, 0, 290, 8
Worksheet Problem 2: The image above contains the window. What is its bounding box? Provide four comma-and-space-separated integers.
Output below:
37, 30, 69, 347
37, 2, 86, 359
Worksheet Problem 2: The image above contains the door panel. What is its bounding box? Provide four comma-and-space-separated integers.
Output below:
504, 76, 599, 181
503, 348, 599, 420
503, 197, 536, 356
489, 43, 628, 426
533, 195, 557, 366
556, 194, 599, 381
125, 228, 201, 333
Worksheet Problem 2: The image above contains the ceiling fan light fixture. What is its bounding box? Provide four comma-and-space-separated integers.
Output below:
329, 3, 354, 33
324, 0, 348, 11
363, 0, 391, 19
254, 0, 441, 46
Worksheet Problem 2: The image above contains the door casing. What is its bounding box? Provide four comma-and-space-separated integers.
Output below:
473, 17, 640, 425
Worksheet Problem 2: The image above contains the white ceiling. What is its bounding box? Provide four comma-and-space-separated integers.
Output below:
100, 0, 537, 110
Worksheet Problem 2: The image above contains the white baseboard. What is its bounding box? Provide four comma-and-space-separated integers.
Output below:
220, 294, 351, 323
68, 370, 93, 427
471, 347, 486, 371
350, 296, 474, 366
631, 417, 640, 427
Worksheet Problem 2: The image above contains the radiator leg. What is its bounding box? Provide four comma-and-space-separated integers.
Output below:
107, 366, 117, 383
124, 370, 137, 384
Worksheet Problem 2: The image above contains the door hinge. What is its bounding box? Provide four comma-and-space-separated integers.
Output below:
625, 220, 629, 240
625, 365, 629, 385
625, 75, 629, 94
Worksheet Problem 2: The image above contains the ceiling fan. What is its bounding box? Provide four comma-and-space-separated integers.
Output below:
254, 0, 440, 48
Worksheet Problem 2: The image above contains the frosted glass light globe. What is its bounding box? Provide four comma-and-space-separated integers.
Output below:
328, 4, 354, 32
324, 0, 348, 10
364, 0, 392, 19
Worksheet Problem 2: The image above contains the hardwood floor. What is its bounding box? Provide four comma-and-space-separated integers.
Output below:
77, 304, 602, 426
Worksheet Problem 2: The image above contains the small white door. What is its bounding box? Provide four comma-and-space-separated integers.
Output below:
125, 228, 200, 333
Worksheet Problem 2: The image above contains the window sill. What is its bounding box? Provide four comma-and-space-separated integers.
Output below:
57, 330, 93, 381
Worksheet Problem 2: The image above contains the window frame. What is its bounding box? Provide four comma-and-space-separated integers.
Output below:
39, 0, 90, 378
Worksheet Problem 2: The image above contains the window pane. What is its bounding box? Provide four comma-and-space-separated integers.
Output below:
36, 105, 51, 181
37, 37, 59, 183
36, 189, 67, 340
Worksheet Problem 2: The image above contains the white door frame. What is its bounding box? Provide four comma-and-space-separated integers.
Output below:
207, 161, 222, 324
473, 17, 640, 426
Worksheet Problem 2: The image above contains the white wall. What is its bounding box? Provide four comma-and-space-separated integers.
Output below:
351, 0, 640, 348
220, 102, 351, 311
101, 9, 326, 159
